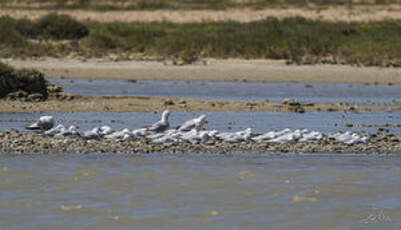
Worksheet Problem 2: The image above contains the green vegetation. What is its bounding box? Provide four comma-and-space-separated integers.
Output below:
1, 14, 401, 66
0, 14, 88, 40
0, 0, 400, 10
34, 14, 89, 39
0, 61, 48, 99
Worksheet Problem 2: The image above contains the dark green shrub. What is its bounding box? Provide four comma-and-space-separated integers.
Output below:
15, 18, 38, 38
0, 16, 26, 48
0, 61, 48, 99
35, 13, 89, 40
83, 27, 119, 49
14, 69, 48, 97
0, 62, 14, 97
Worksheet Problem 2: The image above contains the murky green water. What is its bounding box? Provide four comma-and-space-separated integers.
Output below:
0, 153, 400, 230
2, 78, 401, 229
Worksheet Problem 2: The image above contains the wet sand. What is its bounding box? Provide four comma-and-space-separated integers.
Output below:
4, 58, 401, 84
3, 58, 401, 113
0, 95, 398, 113
2, 58, 401, 113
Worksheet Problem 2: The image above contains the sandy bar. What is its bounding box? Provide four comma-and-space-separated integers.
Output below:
0, 95, 397, 113
3, 58, 401, 84
1, 6, 401, 23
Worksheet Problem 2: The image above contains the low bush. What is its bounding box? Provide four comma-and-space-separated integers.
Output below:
35, 14, 89, 40
0, 62, 48, 99
0, 14, 89, 41
0, 16, 26, 48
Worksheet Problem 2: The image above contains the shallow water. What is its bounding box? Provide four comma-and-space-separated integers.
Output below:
50, 78, 401, 103
1, 111, 400, 134
3, 79, 400, 229
0, 153, 400, 230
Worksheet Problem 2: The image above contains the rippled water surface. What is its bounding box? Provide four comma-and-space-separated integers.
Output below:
2, 79, 400, 229
0, 153, 400, 230
50, 78, 401, 103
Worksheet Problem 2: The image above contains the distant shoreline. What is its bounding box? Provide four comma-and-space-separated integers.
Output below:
3, 57, 401, 114
0, 93, 399, 113
4, 58, 401, 84
1, 6, 401, 23
2, 14, 401, 67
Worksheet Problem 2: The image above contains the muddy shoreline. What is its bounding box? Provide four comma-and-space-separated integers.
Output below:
4, 58, 401, 84
1, 95, 399, 113
2, 58, 401, 113
2, 57, 400, 154
1, 130, 399, 154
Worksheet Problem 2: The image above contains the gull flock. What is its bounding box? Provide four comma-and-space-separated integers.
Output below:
25, 111, 369, 145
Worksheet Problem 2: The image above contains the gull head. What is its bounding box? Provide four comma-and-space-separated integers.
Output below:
33, 115, 55, 130
162, 110, 170, 120
199, 115, 207, 122
198, 115, 207, 129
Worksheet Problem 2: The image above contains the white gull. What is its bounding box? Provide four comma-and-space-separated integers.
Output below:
55, 126, 79, 138
217, 128, 253, 143
299, 130, 323, 142
99, 126, 114, 136
82, 127, 101, 140
44, 124, 66, 136
25, 116, 55, 131
104, 128, 136, 141
177, 114, 207, 132
329, 131, 369, 145
145, 110, 170, 133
